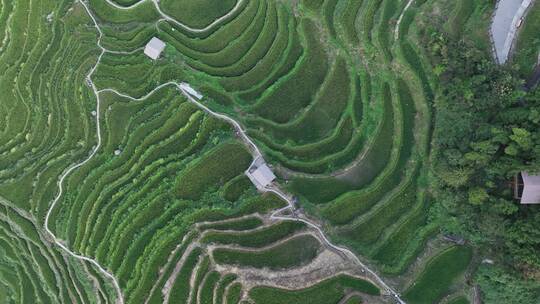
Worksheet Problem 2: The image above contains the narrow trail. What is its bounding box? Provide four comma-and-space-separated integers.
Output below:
394, 0, 415, 40
44, 1, 406, 303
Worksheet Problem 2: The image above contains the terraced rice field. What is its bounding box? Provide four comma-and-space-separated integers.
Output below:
0, 0, 481, 303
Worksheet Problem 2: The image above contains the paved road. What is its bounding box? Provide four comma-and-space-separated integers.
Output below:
491, 0, 535, 64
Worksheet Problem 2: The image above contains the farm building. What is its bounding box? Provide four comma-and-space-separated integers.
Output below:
180, 82, 203, 100
144, 37, 166, 60
514, 171, 540, 204
245, 158, 276, 190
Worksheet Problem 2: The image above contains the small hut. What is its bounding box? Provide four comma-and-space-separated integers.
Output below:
144, 37, 166, 60
245, 158, 276, 191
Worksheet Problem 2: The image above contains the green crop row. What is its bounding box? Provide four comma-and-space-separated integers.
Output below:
213, 234, 320, 270
225, 282, 243, 304
236, 24, 303, 102
250, 19, 329, 123
301, 0, 324, 12
191, 255, 211, 304
161, 0, 270, 72
322, 77, 418, 225
222, 174, 253, 202
100, 23, 155, 52
65, 94, 197, 247
198, 216, 263, 232
323, 0, 340, 38
376, 0, 399, 61
339, 169, 419, 247
199, 271, 221, 304
160, 0, 238, 29
215, 274, 238, 304
248, 114, 354, 161
251, 56, 352, 144
219, 6, 294, 92
158, 0, 258, 53
249, 274, 379, 304
339, 0, 365, 45
175, 141, 252, 200
201, 221, 306, 248
168, 248, 202, 303
399, 40, 434, 101
360, 0, 384, 46
0, 202, 112, 303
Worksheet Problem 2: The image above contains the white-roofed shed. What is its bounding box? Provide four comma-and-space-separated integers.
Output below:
521, 171, 540, 204
180, 82, 203, 100
144, 37, 166, 60
245, 159, 276, 190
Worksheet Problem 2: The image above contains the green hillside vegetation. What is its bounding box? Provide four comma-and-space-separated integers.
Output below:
1, 0, 539, 303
